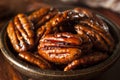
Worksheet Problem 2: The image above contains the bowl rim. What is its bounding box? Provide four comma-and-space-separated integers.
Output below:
0, 13, 120, 77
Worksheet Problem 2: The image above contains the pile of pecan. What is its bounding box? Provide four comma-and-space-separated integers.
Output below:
7, 7, 115, 71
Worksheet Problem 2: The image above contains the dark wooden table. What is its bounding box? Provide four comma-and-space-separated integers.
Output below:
0, 1, 120, 80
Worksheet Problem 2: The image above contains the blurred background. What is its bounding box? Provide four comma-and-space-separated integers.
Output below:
0, 0, 119, 27
0, 0, 120, 18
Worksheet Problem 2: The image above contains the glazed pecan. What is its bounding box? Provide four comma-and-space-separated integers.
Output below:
75, 19, 114, 52
28, 7, 59, 29
64, 52, 108, 71
28, 7, 51, 23
7, 14, 34, 52
38, 32, 82, 64
19, 51, 52, 69
75, 24, 108, 51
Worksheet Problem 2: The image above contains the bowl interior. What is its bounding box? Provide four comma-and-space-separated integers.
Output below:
0, 13, 120, 79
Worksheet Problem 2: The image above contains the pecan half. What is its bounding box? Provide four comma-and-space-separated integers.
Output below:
64, 52, 108, 71
38, 32, 82, 64
28, 7, 59, 29
7, 14, 34, 52
75, 20, 114, 52
28, 7, 51, 23
19, 51, 52, 69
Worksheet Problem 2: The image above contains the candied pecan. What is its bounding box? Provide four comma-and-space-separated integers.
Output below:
35, 8, 59, 28
19, 51, 52, 69
75, 19, 114, 52
73, 8, 110, 32
38, 32, 82, 64
28, 7, 50, 23
7, 14, 34, 52
75, 24, 108, 51
64, 52, 108, 71
80, 19, 108, 33
36, 11, 69, 39
28, 7, 59, 29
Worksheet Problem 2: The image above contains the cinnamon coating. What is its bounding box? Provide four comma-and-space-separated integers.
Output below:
6, 7, 115, 71
7, 14, 34, 52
